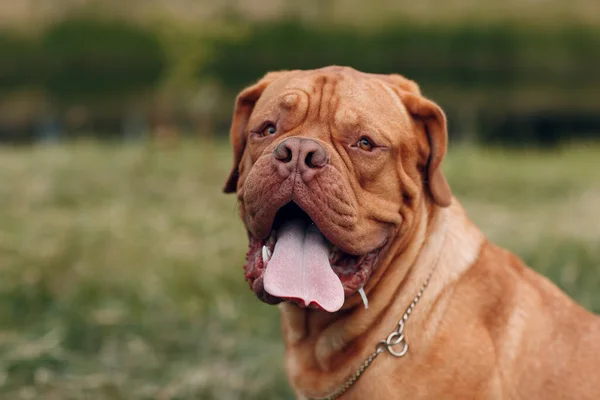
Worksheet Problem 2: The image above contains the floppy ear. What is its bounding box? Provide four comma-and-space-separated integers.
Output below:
400, 91, 453, 207
223, 71, 288, 193
384, 74, 422, 96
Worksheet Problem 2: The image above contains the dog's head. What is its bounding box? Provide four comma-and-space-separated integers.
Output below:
224, 66, 452, 312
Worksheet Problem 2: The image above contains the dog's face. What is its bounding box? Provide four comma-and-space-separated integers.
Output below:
224, 67, 451, 312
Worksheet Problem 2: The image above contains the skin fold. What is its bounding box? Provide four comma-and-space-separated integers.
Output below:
224, 66, 600, 399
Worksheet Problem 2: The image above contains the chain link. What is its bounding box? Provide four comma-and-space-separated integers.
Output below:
307, 225, 447, 400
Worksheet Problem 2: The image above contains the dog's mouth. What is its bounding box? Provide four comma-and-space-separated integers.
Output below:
243, 203, 381, 312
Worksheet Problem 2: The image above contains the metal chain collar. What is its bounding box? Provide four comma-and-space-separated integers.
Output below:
307, 227, 447, 400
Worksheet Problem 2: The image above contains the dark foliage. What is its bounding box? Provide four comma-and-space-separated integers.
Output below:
40, 18, 166, 101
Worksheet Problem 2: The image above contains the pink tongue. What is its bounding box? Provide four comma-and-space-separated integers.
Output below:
263, 219, 345, 312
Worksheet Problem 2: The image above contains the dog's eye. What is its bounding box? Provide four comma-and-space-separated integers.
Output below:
357, 137, 374, 151
261, 124, 277, 136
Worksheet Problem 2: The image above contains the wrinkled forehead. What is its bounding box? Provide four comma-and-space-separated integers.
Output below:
256, 68, 413, 140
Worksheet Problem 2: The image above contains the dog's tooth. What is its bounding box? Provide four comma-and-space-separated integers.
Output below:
358, 287, 369, 310
262, 246, 269, 263
329, 246, 339, 261
267, 233, 276, 246
266, 247, 272, 258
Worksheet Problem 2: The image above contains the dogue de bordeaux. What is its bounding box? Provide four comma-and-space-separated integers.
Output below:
222, 66, 600, 399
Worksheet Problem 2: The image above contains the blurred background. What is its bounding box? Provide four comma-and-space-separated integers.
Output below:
0, 0, 599, 399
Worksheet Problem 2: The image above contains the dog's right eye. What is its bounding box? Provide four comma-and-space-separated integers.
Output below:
261, 124, 277, 136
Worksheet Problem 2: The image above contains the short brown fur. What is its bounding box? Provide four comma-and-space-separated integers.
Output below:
224, 66, 600, 399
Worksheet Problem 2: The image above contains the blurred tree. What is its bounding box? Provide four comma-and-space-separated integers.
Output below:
35, 17, 166, 139
40, 17, 166, 101
0, 33, 38, 92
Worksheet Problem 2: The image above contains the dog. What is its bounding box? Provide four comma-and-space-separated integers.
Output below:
223, 66, 600, 399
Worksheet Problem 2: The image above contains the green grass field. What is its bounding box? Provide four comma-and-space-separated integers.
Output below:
0, 140, 599, 399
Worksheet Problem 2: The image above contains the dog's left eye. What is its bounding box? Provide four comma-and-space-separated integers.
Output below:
357, 137, 374, 151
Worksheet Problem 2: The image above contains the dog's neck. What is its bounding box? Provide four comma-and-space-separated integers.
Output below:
279, 199, 485, 397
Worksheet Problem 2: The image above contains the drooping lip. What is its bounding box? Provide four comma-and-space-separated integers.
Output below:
242, 202, 383, 307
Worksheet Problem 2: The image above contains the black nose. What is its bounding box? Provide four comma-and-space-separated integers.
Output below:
272, 137, 328, 180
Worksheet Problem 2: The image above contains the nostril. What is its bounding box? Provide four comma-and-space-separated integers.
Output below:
305, 149, 328, 169
273, 143, 292, 163
305, 152, 315, 168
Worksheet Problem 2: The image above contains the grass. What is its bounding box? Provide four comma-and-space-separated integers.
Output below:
0, 139, 599, 399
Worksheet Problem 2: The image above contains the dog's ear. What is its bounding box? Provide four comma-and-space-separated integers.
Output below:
384, 74, 422, 96
223, 71, 288, 193
400, 91, 453, 207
